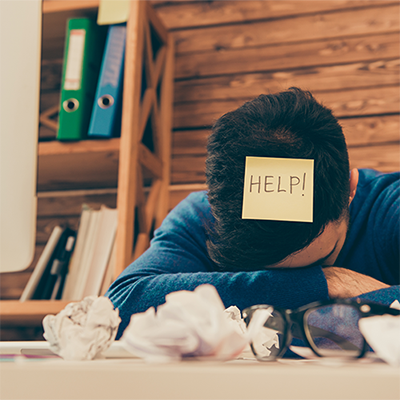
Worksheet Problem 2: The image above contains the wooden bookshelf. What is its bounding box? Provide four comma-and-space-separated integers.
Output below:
0, 0, 174, 328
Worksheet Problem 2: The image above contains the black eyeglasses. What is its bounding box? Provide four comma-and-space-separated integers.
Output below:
243, 299, 399, 361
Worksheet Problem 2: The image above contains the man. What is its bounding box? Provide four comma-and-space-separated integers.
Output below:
106, 88, 399, 338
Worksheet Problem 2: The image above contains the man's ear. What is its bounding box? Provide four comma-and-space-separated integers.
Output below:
349, 168, 359, 204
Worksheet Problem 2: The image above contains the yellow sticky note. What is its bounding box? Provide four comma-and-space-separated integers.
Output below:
242, 157, 314, 222
97, 0, 130, 25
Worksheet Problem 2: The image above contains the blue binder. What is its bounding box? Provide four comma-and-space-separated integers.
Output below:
88, 24, 126, 138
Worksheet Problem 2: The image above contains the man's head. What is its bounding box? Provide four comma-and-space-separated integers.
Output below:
206, 87, 356, 271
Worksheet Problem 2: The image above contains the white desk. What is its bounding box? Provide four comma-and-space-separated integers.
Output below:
1, 342, 399, 400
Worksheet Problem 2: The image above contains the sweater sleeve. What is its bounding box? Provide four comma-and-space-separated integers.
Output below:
106, 191, 329, 338
337, 170, 400, 284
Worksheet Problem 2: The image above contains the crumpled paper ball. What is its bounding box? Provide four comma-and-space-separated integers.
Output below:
42, 296, 121, 360
121, 284, 269, 362
358, 300, 400, 367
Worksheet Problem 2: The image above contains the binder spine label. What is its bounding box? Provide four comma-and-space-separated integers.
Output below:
64, 29, 86, 90
101, 26, 126, 87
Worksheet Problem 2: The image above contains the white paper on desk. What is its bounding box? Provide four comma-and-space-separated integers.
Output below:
358, 300, 400, 367
359, 316, 400, 367
121, 285, 271, 363
43, 296, 121, 361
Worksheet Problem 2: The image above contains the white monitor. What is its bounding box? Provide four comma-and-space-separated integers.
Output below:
0, 0, 42, 272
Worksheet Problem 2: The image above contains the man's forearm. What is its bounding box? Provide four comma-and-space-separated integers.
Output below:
323, 266, 390, 298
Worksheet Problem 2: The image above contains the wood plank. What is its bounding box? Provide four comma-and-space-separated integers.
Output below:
169, 183, 207, 209
172, 129, 210, 156
155, 37, 175, 228
342, 115, 400, 147
172, 116, 400, 156
146, 1, 169, 44
349, 144, 400, 172
38, 138, 120, 156
174, 59, 400, 103
116, 0, 146, 277
175, 33, 400, 79
139, 143, 163, 179
171, 155, 207, 184
172, 4, 399, 55
174, 98, 242, 129
43, 0, 99, 13
150, 0, 206, 4
173, 86, 400, 129
154, 1, 397, 30
0, 300, 70, 327
320, 87, 400, 119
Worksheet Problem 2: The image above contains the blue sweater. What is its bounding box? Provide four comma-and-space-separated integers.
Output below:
107, 169, 400, 338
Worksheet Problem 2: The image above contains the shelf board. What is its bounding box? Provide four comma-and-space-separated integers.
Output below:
38, 139, 120, 191
0, 300, 70, 327
42, 0, 99, 14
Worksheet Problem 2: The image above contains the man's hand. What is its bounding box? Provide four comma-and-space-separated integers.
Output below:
323, 266, 390, 298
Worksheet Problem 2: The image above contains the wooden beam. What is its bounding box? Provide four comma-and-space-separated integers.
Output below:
154, 46, 167, 88
145, 179, 162, 231
155, 37, 174, 228
116, 0, 145, 278
138, 143, 163, 179
146, 1, 169, 44
139, 88, 155, 140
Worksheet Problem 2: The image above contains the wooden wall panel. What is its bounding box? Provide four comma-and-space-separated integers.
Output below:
175, 33, 399, 79
154, 1, 397, 30
174, 59, 400, 103
171, 5, 399, 55
173, 86, 400, 129
172, 116, 400, 157
349, 145, 400, 172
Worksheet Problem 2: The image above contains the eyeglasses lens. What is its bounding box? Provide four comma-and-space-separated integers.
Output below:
306, 304, 364, 357
251, 309, 286, 360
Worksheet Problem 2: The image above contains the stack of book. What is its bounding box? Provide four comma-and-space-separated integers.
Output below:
56, 18, 126, 141
20, 205, 118, 302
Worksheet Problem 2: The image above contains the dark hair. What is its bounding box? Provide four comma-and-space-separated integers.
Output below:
205, 87, 350, 271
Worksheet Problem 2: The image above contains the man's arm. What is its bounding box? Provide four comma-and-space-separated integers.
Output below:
323, 267, 390, 298
106, 192, 330, 338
